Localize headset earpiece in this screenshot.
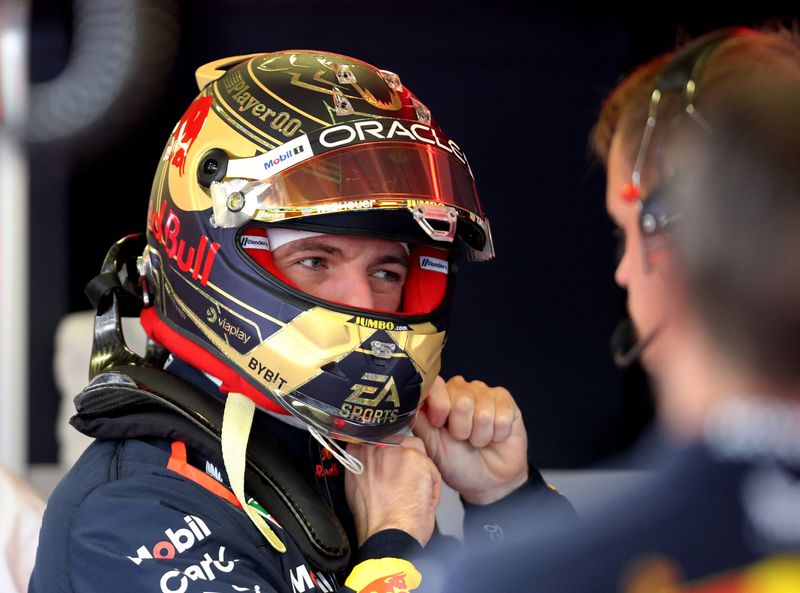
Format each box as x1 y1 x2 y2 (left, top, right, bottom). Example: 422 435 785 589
634 27 753 248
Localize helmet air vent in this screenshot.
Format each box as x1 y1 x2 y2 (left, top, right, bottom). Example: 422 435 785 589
379 70 403 92
335 64 358 85
411 97 431 124
332 87 354 116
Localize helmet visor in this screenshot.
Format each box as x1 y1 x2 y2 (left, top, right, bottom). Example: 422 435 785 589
256 141 480 211
216 140 492 254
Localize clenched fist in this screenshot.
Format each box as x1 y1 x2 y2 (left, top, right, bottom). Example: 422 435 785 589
413 375 529 505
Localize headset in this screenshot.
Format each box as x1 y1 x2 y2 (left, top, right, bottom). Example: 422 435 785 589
612 26 754 368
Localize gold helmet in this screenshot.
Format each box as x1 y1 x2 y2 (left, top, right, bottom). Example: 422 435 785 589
140 50 493 444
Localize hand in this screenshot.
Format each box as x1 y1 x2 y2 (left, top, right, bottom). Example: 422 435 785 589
413 375 529 505
345 436 441 547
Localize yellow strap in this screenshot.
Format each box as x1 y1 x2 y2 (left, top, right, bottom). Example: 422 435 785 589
344 558 422 593
222 392 286 553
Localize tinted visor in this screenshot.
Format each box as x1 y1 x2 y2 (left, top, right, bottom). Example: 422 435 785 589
246 142 489 251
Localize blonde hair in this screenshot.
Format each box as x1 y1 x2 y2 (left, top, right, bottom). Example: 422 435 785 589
590 26 800 170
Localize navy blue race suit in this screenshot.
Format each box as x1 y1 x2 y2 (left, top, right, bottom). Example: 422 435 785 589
423 399 800 593
30 357 572 593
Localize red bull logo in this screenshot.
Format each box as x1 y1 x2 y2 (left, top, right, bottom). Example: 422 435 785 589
149 201 220 286
315 447 341 478
166 96 213 176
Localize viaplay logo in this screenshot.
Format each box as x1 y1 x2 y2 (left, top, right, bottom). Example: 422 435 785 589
127 515 211 565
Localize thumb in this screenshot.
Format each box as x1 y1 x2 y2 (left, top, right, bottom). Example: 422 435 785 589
412 407 441 459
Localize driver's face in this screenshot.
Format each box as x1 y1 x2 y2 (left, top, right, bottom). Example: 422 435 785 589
272 234 410 312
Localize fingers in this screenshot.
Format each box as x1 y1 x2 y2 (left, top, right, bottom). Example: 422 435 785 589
348 437 429 466
412 408 435 444
423 375 451 428
346 442 366 461
431 469 441 509
447 377 478 442
443 376 520 447
469 386 496 448
398 435 429 455
345 436 441 547
491 387 517 443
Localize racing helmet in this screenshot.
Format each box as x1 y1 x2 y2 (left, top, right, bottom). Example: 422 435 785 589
139 50 493 445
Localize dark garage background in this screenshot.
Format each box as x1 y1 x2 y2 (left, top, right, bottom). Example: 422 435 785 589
26 0 797 468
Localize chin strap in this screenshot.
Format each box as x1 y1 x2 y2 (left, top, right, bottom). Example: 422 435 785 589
308 426 364 475
222 392 287 553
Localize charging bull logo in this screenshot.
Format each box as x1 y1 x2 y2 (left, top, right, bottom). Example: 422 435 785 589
346 560 421 593
166 96 213 176
358 572 415 593
254 53 403 112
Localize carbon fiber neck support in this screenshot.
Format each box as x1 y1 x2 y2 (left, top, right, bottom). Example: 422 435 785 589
72 363 351 571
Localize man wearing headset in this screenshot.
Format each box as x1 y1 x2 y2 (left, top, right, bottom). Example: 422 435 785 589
30 51 568 593
423 25 800 592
